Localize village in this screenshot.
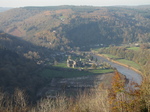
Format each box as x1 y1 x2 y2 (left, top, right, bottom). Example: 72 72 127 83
37 52 114 98
66 53 113 70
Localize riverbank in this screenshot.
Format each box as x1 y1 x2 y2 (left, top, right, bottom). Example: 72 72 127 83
96 53 142 75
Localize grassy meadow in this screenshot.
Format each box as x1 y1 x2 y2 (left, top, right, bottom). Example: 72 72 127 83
127 47 140 51
102 54 141 70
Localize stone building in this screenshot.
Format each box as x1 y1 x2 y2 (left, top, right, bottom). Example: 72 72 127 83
67 59 83 68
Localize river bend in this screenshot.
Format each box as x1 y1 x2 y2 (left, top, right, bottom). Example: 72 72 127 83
92 53 142 85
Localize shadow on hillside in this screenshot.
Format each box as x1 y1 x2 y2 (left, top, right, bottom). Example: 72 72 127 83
0 31 58 103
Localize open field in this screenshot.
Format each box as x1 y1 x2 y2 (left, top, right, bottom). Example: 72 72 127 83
101 54 141 70
40 69 91 78
40 67 114 78
38 72 116 98
117 59 141 70
54 61 68 68
38 65 115 98
127 47 140 51
89 69 114 74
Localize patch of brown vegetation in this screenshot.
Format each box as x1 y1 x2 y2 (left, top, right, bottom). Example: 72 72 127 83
55 9 73 14
10 29 23 37
44 11 52 15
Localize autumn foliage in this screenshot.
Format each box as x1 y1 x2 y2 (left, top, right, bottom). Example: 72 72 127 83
108 70 148 112
111 70 125 93
0 71 150 112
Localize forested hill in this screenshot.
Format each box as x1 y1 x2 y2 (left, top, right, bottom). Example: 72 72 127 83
0 32 54 101
0 5 150 50
0 44 45 102
0 31 58 62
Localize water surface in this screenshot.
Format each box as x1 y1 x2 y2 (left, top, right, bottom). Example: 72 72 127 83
92 53 142 84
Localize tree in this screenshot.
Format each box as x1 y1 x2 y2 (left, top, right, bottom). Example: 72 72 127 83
91 63 97 69
54 60 58 65
95 57 98 62
140 43 149 49
111 70 125 93
89 55 93 61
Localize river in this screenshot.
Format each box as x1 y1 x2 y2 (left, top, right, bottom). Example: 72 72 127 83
91 53 142 85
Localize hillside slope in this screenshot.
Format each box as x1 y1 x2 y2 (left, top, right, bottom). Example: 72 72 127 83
0 6 150 50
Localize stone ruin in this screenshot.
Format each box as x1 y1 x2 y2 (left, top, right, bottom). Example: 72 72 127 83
67 59 83 68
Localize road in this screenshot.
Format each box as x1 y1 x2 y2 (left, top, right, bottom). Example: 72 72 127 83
91 53 142 85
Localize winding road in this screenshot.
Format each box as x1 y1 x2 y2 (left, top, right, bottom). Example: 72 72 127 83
91 53 142 85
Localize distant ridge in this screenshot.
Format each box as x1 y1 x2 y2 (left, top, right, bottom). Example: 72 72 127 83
0 5 150 50
0 7 12 12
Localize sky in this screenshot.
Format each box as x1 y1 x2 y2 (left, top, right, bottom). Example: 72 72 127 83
0 0 150 8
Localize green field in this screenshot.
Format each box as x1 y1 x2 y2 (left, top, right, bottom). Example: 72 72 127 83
40 69 92 78
42 54 114 78
117 59 141 70
40 67 114 78
54 61 68 68
89 69 114 74
102 53 141 70
127 47 140 51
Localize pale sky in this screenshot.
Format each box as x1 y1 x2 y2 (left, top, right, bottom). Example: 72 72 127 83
0 0 150 8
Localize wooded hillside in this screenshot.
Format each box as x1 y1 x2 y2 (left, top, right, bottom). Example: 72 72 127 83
0 6 150 50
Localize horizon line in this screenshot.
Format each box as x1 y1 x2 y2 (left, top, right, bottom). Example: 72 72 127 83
0 4 150 8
